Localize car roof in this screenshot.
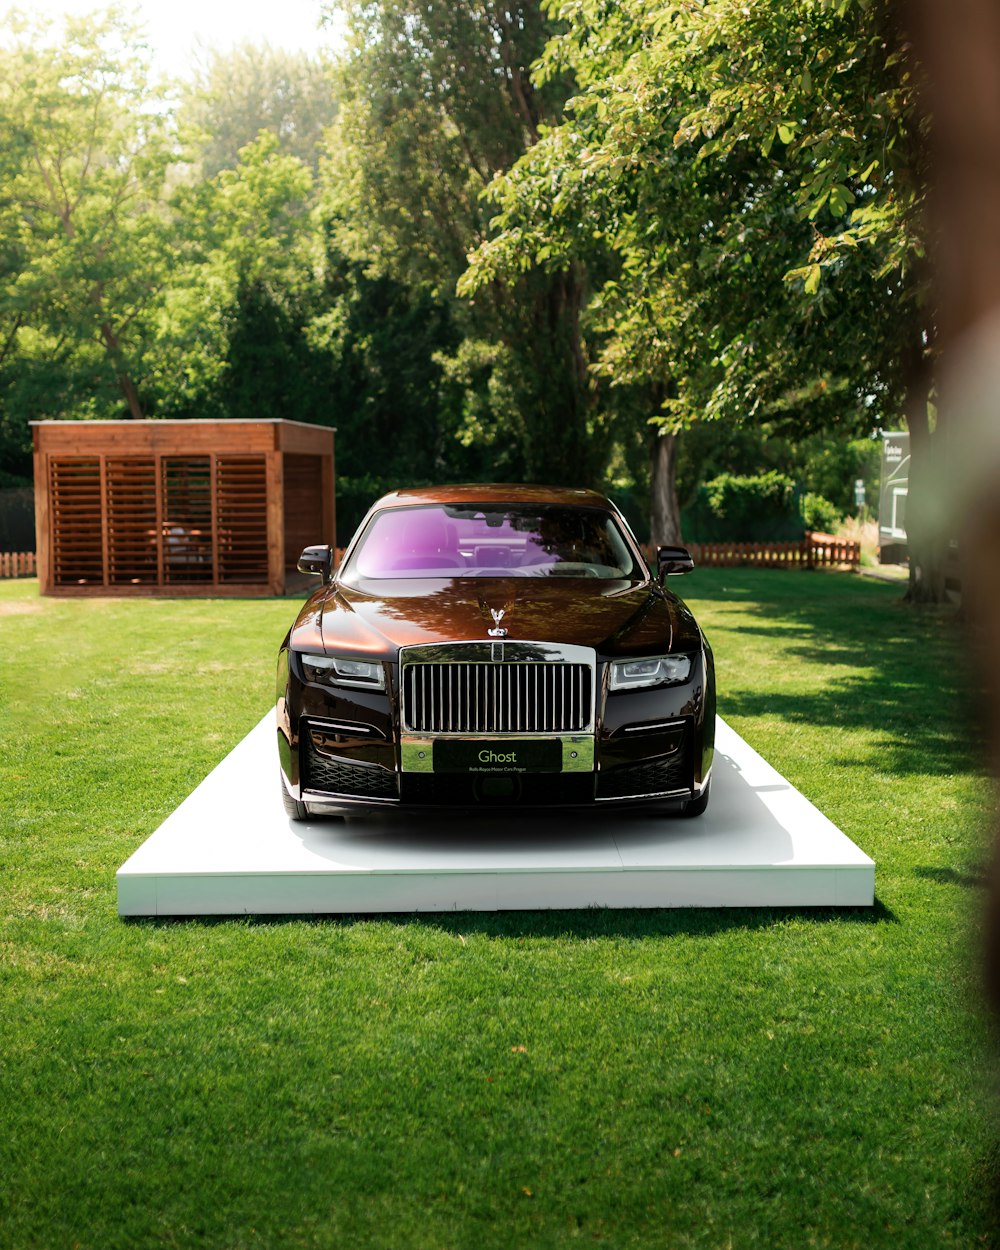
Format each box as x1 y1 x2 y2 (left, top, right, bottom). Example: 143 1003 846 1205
371 484 615 510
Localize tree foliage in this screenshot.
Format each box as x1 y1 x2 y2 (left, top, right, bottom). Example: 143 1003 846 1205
0 10 175 423
179 44 338 177
0 0 940 585
322 0 607 486
461 0 928 557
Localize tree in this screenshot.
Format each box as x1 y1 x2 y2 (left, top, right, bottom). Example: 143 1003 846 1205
310 250 469 538
663 0 934 598
905 0 1000 994
461 0 927 563
0 10 176 422
149 131 322 422
179 43 338 177
322 0 606 486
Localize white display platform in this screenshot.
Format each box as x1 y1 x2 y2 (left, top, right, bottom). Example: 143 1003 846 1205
117 716 874 915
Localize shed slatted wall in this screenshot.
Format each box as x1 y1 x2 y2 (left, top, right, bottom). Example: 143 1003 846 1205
107 458 157 584
50 458 103 585
217 457 268 583
47 452 271 589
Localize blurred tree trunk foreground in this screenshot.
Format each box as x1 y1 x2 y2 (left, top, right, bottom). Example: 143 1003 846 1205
909 0 1000 1000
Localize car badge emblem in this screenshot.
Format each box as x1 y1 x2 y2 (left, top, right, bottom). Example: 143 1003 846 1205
487 607 508 638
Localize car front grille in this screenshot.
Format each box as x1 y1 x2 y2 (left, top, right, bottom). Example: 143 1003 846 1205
402 662 591 735
303 737 398 799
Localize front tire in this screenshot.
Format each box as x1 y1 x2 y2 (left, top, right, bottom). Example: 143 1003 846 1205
280 773 308 821
683 780 710 818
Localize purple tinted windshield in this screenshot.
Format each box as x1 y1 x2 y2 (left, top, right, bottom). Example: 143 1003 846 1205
347 504 644 580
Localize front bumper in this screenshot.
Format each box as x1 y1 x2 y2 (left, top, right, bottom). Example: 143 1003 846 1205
293 719 697 813
277 641 714 815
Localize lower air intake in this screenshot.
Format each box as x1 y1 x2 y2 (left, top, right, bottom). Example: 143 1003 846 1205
304 738 398 799
596 751 689 800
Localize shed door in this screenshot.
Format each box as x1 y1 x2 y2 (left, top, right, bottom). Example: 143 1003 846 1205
162 457 213 583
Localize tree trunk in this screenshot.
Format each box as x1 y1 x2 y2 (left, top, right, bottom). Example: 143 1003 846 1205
99 321 145 420
515 263 595 486
901 344 948 604
908 0 1000 1006
650 431 683 546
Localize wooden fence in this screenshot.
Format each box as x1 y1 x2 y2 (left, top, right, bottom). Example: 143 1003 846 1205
8 538 858 581
0 551 36 579
643 533 860 571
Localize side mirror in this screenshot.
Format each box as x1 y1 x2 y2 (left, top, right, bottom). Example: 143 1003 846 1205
298 544 334 582
656 545 695 579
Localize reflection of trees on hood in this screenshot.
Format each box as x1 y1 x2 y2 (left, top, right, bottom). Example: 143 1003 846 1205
329 577 699 657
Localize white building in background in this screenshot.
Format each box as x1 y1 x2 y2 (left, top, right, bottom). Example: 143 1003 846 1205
878 431 909 565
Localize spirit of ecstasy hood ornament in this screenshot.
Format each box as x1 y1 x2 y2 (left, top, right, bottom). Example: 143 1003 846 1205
487 607 508 638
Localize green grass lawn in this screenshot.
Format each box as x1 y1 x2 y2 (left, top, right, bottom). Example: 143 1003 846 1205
0 570 995 1249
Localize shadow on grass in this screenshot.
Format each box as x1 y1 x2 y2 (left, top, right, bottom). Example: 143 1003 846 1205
725 682 968 777
914 864 988 889
126 896 898 938
683 569 980 779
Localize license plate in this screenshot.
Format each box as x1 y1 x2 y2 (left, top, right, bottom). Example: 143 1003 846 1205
433 739 562 774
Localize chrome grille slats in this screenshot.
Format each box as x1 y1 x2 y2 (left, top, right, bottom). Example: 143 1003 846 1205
496 666 502 733
402 660 591 735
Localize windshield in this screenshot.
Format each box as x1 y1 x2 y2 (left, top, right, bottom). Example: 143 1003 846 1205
345 503 645 581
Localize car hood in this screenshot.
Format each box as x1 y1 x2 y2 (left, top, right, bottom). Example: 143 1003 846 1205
290 576 702 659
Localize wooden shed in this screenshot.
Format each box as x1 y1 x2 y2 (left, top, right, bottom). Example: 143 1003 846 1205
31 419 335 596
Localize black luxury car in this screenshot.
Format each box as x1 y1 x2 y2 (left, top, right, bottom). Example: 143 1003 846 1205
276 484 715 818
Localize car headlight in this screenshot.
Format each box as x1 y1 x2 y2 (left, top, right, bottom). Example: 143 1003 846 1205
299 653 386 690
608 654 693 691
